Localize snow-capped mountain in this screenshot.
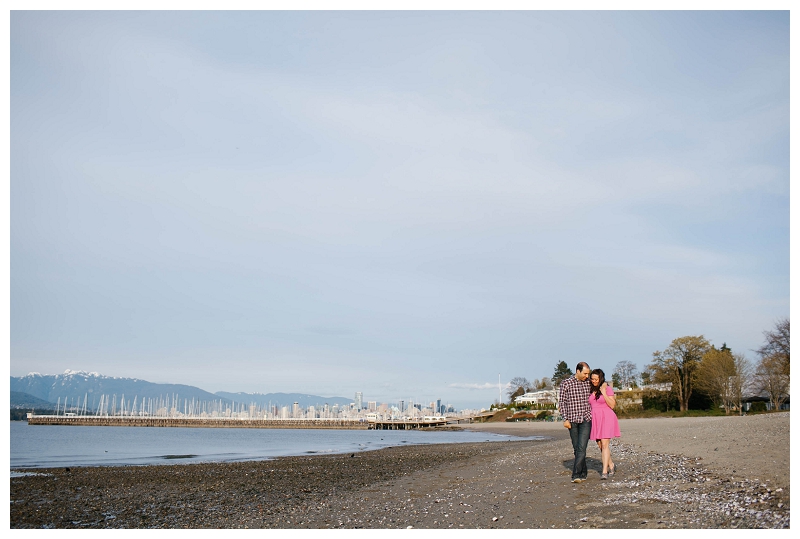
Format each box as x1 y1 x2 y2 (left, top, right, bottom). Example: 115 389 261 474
10 370 224 405
10 370 353 410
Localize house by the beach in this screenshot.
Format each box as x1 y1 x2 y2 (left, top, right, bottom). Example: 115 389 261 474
742 383 790 412
514 389 558 406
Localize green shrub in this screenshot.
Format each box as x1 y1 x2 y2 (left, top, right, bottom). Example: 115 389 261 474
750 401 767 412
641 389 679 411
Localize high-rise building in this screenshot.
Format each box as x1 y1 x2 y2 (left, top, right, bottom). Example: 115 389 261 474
399 400 405 413
436 399 442 414
367 401 377 412
355 392 363 410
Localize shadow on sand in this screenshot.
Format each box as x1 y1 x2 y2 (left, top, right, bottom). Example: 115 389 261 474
561 457 605 477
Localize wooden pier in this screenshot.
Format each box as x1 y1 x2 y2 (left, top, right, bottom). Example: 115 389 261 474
25 414 476 430
26 414 370 429
371 419 447 430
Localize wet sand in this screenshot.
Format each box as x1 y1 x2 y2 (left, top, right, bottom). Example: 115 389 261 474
10 412 789 529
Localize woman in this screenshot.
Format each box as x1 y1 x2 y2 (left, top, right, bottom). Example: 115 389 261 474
589 368 621 479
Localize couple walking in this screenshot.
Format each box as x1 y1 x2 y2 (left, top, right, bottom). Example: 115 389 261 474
558 362 620 483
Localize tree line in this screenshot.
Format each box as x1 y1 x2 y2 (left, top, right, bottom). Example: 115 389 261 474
505 318 789 414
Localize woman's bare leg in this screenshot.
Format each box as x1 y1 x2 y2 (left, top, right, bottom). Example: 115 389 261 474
599 439 610 473
608 440 615 473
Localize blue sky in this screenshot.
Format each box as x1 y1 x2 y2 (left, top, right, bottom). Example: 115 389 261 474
10 10 789 409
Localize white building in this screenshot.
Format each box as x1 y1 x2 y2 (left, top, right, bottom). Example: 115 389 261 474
639 382 673 392
514 389 558 406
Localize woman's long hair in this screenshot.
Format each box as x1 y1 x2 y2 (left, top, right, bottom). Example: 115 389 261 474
590 368 605 400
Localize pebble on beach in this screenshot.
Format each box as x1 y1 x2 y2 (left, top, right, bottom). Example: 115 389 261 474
10 413 790 529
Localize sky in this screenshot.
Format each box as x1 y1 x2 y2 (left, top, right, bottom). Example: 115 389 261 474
9 10 790 410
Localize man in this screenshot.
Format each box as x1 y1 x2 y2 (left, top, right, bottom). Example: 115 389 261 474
558 362 592 483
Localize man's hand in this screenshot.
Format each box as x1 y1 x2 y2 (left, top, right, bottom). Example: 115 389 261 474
563 420 571 429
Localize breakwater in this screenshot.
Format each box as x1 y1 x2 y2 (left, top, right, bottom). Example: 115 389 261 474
26 414 370 429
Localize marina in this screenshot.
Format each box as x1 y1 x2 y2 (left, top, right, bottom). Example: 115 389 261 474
25 413 480 430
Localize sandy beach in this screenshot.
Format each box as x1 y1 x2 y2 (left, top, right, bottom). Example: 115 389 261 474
10 412 789 529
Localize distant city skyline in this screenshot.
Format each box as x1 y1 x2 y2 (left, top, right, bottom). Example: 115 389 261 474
10 11 789 411
11 368 462 412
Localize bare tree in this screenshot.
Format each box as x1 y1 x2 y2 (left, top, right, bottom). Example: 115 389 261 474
756 318 789 376
754 354 789 411
695 347 750 414
537 376 553 390
728 354 752 415
507 377 531 402
650 335 711 411
613 361 639 389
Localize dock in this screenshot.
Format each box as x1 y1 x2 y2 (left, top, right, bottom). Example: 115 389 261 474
25 414 479 430
26 414 369 429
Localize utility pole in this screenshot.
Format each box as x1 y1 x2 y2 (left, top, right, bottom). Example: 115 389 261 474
498 373 501 406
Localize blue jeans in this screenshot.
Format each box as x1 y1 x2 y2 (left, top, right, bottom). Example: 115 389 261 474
569 420 592 479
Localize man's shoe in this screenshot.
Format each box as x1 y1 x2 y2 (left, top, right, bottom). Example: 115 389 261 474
571 478 583 483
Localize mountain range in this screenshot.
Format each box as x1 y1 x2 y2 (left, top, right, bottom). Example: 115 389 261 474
10 391 57 410
10 370 353 410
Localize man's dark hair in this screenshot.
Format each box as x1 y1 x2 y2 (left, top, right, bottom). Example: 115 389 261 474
576 361 590 374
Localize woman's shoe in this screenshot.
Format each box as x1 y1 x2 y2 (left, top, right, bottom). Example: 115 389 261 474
600 473 608 480
609 464 616 475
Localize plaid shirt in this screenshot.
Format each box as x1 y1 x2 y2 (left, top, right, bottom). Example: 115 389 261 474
558 375 592 423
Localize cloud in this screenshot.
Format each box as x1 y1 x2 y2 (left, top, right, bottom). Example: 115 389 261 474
10 12 788 412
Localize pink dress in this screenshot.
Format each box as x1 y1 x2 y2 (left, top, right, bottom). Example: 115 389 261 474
589 386 621 440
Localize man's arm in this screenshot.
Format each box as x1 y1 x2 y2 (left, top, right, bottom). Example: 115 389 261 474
559 379 572 429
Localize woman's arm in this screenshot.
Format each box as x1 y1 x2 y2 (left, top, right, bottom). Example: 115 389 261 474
600 383 616 409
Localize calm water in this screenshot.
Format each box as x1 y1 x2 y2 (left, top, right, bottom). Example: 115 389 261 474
10 421 544 471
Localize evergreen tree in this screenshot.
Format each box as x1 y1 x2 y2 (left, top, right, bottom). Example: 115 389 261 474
552 361 573 387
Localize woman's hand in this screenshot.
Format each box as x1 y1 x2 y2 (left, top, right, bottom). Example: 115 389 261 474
600 382 607 395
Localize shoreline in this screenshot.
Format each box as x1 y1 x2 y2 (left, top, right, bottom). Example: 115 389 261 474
11 413 789 529
9 421 527 470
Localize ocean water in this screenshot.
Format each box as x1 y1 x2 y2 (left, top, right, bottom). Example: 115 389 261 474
10 421 545 471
